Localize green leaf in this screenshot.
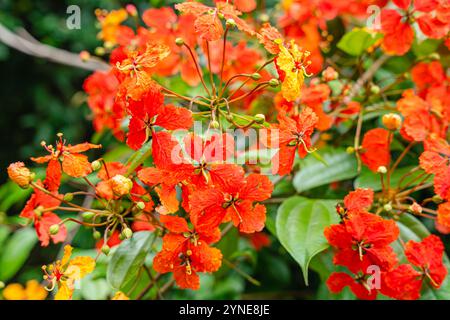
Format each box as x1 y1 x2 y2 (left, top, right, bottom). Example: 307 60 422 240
354 166 433 191
276 196 339 285
0 228 37 281
337 29 382 56
107 231 153 290
293 147 358 193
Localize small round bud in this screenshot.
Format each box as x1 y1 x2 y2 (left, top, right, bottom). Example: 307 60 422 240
91 160 102 171
110 175 133 196
95 47 106 56
254 114 266 124
79 50 91 62
101 245 110 255
433 195 443 204
7 162 33 189
210 120 220 129
175 38 185 46
377 166 387 174
49 224 60 235
383 203 392 211
269 79 280 87
125 4 137 17
0 281 4 289
93 230 101 240
370 85 380 95
382 113 402 131
322 66 339 81
34 206 44 218
226 18 236 27
225 114 234 122
251 73 262 80
136 201 146 210
104 41 114 50
63 193 74 202
119 233 125 241
121 228 133 239
409 202 423 214
82 211 95 221
217 12 224 19
259 13 269 22
346 146 355 154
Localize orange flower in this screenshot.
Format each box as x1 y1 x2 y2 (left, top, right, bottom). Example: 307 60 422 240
3 280 48 300
31 134 101 178
96 8 128 45
257 23 283 54
437 202 450 228
7 162 34 189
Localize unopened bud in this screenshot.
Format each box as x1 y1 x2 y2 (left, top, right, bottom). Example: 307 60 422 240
136 201 146 210
409 202 422 214
63 193 74 202
322 66 338 81
93 230 101 240
254 114 265 124
377 166 387 174
251 73 261 80
383 203 392 211
7 162 33 189
79 50 91 62
370 85 380 95
95 47 106 56
210 120 220 129
101 245 110 255
125 4 137 17
82 211 95 221
382 113 402 131
346 146 355 154
0 281 4 289
121 228 133 239
110 175 133 196
91 160 102 171
429 53 440 60
433 195 443 204
175 38 185 46
49 224 60 235
226 18 236 27
269 79 280 87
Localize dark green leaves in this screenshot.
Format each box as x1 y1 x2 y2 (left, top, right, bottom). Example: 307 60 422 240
276 196 339 285
293 148 358 193
107 231 153 290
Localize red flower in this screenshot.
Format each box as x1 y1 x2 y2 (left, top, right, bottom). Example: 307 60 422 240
153 215 222 290
126 88 193 150
31 134 101 178
324 212 399 273
271 108 318 176
404 234 448 288
189 173 273 233
343 188 374 215
327 271 377 300
360 128 391 172
381 264 422 300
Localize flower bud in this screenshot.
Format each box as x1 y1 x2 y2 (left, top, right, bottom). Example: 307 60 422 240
370 85 380 94
429 53 440 60
136 201 146 210
82 211 95 221
226 18 236 27
79 50 91 62
110 175 133 196
0 281 4 289
210 120 220 129
175 38 185 46
93 230 101 240
91 160 102 171
125 4 137 17
322 66 338 81
63 193 74 202
251 73 261 80
433 195 443 204
254 114 266 124
49 224 60 235
95 47 106 56
409 202 422 214
121 228 133 239
382 113 402 131
383 203 392 211
377 166 387 174
346 146 355 154
269 79 280 87
101 245 110 255
7 162 33 189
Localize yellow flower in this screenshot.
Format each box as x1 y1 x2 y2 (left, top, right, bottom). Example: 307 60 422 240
3 280 48 300
96 8 128 45
112 291 130 300
42 245 95 300
275 39 311 102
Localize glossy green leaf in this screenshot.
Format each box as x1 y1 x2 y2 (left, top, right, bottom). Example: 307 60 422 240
337 29 382 56
107 231 153 290
293 148 358 193
0 227 37 281
276 196 339 285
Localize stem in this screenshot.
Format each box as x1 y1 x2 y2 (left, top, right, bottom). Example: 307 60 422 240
205 40 216 97
182 42 211 96
218 26 229 94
